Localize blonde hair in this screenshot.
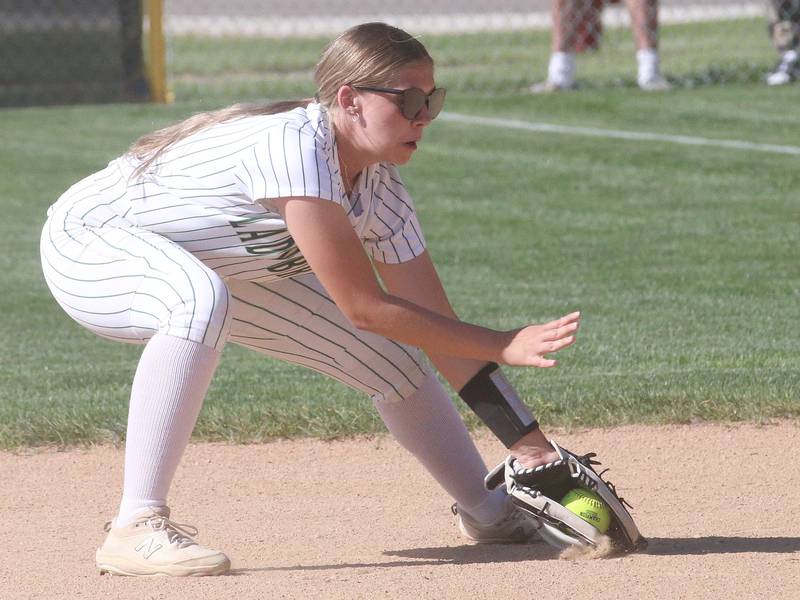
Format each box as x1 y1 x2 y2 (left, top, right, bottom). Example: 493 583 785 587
314 22 431 110
128 23 431 178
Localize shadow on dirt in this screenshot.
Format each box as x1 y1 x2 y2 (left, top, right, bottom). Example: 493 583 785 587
231 544 557 573
386 536 800 561
229 536 800 573
642 536 800 555
384 543 557 563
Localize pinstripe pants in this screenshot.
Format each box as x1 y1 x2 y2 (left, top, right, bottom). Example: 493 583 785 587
41 218 428 404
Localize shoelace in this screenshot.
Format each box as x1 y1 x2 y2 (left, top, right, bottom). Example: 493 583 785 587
104 514 200 548
145 516 199 548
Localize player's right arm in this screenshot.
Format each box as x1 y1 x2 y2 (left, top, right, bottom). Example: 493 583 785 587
272 196 577 368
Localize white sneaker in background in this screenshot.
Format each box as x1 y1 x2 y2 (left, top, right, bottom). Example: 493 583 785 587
529 79 578 93
637 72 672 91
767 49 799 86
637 48 671 91
531 51 577 93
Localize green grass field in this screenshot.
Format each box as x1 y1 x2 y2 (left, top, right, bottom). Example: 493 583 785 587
1 23 798 449
170 18 775 102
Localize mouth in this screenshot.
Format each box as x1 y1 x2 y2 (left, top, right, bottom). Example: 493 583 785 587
404 141 419 150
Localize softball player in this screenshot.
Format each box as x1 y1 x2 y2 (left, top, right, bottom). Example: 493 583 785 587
40 23 580 577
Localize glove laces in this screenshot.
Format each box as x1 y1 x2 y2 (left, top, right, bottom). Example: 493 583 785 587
586 456 634 511
572 451 634 510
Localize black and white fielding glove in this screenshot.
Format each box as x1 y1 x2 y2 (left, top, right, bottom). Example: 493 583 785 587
485 440 647 553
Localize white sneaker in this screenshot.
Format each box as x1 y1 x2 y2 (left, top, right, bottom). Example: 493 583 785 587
637 73 672 91
767 50 799 86
453 497 543 544
529 79 577 94
636 48 670 91
96 507 231 577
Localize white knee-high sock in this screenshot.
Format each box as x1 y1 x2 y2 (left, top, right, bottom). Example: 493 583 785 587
373 373 507 524
116 334 221 526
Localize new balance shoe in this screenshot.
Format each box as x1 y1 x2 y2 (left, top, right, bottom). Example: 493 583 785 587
453 497 543 544
767 49 799 86
96 506 230 577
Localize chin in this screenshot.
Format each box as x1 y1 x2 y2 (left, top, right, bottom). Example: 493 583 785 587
392 148 416 165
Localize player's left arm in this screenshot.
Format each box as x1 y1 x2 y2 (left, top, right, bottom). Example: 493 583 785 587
373 250 487 390
375 251 562 461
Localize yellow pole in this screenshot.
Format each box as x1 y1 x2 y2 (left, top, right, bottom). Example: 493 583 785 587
146 0 172 103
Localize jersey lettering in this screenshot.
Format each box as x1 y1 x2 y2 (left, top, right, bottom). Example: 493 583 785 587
230 215 276 228
267 250 309 274
237 230 286 243
244 235 295 256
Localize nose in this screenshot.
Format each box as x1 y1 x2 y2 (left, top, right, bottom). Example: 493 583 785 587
412 104 433 126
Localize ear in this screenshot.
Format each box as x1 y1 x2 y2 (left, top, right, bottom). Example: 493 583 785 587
336 84 359 114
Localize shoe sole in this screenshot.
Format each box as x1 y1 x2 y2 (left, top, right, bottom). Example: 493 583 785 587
462 535 537 544
97 554 231 577
458 521 544 544
529 83 577 94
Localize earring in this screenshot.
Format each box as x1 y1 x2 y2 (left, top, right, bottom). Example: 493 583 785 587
351 112 359 122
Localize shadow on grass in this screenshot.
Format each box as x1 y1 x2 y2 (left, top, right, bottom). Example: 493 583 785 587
228 536 800 574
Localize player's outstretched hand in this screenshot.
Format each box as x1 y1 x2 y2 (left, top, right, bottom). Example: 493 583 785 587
499 311 580 367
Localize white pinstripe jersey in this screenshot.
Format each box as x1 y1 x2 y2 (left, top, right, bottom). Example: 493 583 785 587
47 102 427 283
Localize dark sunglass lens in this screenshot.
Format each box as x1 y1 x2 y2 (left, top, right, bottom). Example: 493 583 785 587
427 88 446 119
401 88 426 120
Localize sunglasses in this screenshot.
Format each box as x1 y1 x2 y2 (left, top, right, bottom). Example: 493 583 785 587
350 85 447 120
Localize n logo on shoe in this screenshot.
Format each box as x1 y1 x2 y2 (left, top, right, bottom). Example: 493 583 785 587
135 537 163 559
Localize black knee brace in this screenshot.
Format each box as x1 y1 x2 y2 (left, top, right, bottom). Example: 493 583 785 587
458 362 539 448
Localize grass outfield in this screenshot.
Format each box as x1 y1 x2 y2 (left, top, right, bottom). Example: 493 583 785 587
1 31 799 448
170 18 775 102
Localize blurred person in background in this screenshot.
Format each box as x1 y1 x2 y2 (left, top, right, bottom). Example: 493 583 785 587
531 0 670 92
766 0 800 84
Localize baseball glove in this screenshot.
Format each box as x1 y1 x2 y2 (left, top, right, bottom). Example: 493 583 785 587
485 440 647 553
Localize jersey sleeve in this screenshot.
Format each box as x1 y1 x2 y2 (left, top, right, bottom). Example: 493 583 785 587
362 165 427 264
236 111 345 207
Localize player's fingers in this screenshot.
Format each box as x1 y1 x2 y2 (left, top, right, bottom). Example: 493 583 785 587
541 321 579 341
560 322 580 337
545 311 581 330
547 335 576 353
559 311 581 325
530 356 557 368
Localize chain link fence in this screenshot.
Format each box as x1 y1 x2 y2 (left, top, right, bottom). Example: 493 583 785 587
0 0 152 107
165 0 776 102
1 0 779 107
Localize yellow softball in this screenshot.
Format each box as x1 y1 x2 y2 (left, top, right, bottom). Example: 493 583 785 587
561 488 612 533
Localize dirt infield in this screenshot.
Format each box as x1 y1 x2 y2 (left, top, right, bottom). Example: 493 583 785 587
2 422 799 599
